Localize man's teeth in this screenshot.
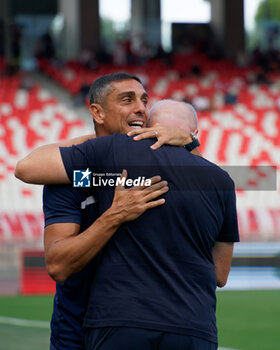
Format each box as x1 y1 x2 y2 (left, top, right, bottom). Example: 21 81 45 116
129 121 143 128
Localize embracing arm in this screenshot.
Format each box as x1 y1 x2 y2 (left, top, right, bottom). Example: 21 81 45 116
45 210 123 283
45 173 168 283
14 134 94 184
127 124 202 156
212 241 234 288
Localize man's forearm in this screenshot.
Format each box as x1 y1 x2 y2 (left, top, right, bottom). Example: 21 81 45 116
212 242 234 287
14 134 94 184
46 207 125 283
15 145 69 184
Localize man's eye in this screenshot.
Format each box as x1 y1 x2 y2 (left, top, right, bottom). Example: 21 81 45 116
142 99 148 105
123 98 132 103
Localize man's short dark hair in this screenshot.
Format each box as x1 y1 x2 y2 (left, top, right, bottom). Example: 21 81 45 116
88 72 143 106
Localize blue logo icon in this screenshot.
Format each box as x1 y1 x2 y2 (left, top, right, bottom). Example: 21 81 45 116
73 169 91 187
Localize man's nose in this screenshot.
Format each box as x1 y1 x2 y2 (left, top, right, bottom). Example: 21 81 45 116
135 99 148 117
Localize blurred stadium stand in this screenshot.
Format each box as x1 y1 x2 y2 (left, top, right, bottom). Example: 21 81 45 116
0 70 89 245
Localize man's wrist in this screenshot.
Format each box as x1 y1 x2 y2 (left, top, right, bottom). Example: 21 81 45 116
184 137 200 152
102 205 125 227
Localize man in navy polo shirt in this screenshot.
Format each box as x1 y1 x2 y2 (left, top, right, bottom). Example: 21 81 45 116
45 72 167 350
16 96 239 349
59 102 238 350
38 73 174 350
16 73 194 350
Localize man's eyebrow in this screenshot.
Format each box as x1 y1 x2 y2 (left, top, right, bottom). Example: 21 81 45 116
117 91 149 99
117 91 136 98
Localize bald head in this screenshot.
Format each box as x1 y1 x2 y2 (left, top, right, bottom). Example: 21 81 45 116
148 99 198 134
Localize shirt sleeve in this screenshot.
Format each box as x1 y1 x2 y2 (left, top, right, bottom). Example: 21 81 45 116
60 141 92 182
59 135 116 183
216 178 240 243
43 185 82 227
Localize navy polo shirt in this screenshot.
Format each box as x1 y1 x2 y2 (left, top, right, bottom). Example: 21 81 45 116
43 185 98 349
60 133 239 344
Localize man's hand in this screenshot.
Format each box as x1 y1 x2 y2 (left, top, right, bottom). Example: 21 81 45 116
127 124 193 150
108 169 168 224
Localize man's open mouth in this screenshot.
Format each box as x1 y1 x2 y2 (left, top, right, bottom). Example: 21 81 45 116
128 121 144 129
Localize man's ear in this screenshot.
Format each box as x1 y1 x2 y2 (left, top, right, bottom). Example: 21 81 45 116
89 104 105 125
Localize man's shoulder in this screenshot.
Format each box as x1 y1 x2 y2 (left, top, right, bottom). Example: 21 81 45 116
193 155 222 170
190 156 235 188
82 132 130 149
91 133 153 150
193 155 226 172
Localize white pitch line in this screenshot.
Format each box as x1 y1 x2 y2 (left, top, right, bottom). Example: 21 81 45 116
0 316 49 329
219 347 242 350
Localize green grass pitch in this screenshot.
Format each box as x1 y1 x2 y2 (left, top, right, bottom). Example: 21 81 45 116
0 290 279 350
0 295 53 350
216 290 280 350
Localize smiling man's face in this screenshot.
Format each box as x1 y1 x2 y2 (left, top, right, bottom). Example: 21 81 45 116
99 79 149 135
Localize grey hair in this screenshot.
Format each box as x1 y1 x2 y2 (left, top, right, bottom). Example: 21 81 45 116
149 99 198 128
